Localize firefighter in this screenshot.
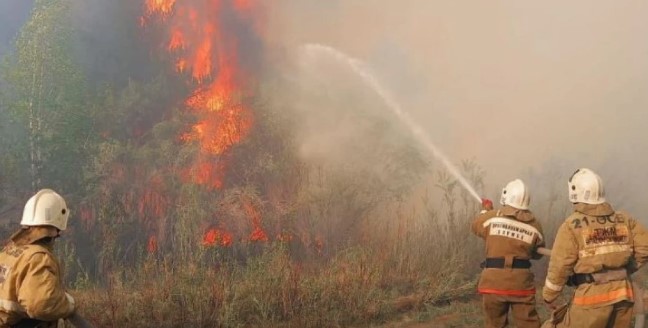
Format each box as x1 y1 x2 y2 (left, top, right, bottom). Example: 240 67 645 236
542 168 648 327
0 189 75 328
472 179 545 328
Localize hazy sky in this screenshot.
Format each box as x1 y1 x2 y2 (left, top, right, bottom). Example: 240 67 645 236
0 0 34 56
268 0 648 212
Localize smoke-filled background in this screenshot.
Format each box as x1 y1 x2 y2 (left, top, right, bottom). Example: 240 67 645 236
0 1 33 56
278 0 648 215
2 0 647 218
2 0 648 326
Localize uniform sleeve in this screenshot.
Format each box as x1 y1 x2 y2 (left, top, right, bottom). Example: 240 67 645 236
471 211 493 239
531 220 546 260
17 252 75 321
628 216 648 272
542 222 579 303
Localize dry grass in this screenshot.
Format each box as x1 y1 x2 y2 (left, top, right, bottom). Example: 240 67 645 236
59 163 489 327
71 244 479 327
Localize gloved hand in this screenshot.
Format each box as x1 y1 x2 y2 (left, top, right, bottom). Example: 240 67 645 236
544 298 560 310
481 198 493 211
542 285 563 310
65 292 76 316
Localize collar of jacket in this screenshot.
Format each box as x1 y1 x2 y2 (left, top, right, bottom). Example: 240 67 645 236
498 205 535 223
573 202 614 216
9 226 58 248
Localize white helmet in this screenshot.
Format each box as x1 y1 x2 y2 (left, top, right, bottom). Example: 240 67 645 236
500 179 530 210
21 189 69 231
568 168 605 204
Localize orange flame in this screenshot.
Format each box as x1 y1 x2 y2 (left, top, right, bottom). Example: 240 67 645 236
243 198 267 242
145 0 258 190
250 227 268 242
202 228 233 247
176 59 187 72
180 160 226 190
145 0 176 16
147 235 158 253
168 29 185 51
145 0 262 246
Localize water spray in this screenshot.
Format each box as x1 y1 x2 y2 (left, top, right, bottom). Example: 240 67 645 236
300 43 482 203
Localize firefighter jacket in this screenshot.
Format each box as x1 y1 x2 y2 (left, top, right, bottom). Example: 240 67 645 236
542 203 648 308
472 205 545 296
0 228 75 327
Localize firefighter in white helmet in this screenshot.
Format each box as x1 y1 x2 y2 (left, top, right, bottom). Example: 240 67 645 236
0 189 75 328
542 168 648 327
472 179 545 327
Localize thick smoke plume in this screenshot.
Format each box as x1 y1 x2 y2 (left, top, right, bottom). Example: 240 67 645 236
266 0 648 218
4 0 648 223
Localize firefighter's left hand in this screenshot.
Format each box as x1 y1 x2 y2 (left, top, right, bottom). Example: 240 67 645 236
481 198 493 211
544 298 559 310
543 294 567 311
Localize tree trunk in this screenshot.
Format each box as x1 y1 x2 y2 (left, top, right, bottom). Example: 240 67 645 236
28 55 38 192
27 27 45 192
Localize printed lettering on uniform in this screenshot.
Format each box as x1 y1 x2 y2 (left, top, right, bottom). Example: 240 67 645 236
579 221 631 258
0 265 9 284
583 225 629 246
4 246 27 258
483 217 542 244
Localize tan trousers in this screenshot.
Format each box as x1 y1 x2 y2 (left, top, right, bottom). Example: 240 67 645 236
482 294 541 328
554 301 633 328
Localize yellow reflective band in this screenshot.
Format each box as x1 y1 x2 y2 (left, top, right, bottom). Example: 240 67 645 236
544 279 563 292
579 244 631 258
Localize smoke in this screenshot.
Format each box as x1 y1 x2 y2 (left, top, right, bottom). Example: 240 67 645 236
67 0 161 84
0 0 34 57
266 0 648 218
4 0 647 224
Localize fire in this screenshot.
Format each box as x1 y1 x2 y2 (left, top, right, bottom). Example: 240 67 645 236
145 0 176 16
168 29 185 51
180 160 226 190
250 227 268 242
176 59 187 72
145 0 266 246
180 105 252 155
145 0 257 189
202 228 233 247
243 198 267 242
147 235 158 253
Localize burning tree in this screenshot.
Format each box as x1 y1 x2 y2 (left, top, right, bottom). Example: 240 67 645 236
67 0 308 276
141 0 280 250
0 0 429 285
